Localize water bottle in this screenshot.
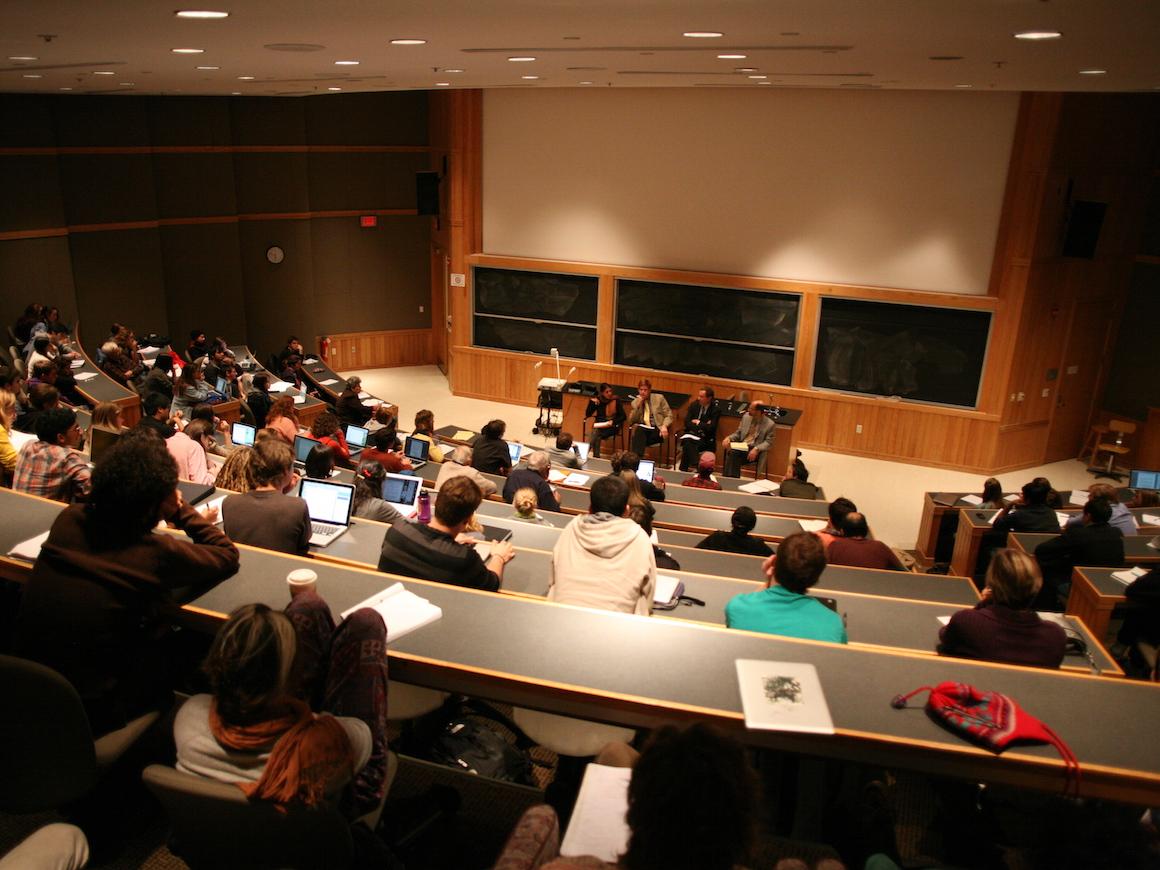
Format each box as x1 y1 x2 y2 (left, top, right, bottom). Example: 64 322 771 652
417 489 431 524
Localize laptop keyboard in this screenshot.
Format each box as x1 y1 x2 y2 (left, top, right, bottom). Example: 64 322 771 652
312 522 339 536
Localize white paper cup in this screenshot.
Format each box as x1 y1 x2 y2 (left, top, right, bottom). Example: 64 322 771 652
287 568 318 598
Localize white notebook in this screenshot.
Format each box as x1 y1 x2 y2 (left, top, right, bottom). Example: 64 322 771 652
559 763 632 862
738 479 779 494
798 519 828 533
735 659 834 735
341 582 442 642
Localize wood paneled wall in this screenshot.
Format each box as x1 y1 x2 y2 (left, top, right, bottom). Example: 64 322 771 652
320 328 433 370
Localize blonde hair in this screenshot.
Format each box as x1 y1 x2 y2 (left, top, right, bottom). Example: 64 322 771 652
204 604 296 726
90 401 122 430
216 446 257 492
513 487 539 518
619 470 648 509
1087 483 1119 504
985 548 1042 609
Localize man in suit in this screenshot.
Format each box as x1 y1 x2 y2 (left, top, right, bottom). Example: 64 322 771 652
721 401 774 477
627 378 673 457
1034 496 1125 609
678 386 719 471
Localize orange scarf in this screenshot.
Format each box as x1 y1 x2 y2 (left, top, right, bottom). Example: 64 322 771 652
210 698 354 808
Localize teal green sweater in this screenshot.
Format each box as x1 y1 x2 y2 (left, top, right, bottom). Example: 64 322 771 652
724 584 847 644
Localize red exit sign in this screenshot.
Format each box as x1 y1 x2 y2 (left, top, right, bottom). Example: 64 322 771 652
359 215 378 228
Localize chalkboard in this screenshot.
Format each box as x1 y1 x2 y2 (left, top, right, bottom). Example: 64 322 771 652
615 332 793 385
473 266 599 359
813 298 991 408
616 280 798 347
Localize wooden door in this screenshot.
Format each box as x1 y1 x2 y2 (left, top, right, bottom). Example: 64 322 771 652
1044 299 1113 462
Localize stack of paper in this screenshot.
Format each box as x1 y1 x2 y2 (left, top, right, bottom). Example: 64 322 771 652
563 472 589 487
361 399 378 407
319 378 339 386
959 494 983 506
75 372 98 381
548 468 568 483
1142 513 1160 527
452 429 476 442
1112 566 1148 585
8 531 50 562
70 359 85 368
798 519 828 533
559 764 632 862
341 582 443 642
267 380 294 392
358 391 371 399
738 478 779 494
292 395 306 405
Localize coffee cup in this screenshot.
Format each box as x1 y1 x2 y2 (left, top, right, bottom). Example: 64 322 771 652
287 568 317 598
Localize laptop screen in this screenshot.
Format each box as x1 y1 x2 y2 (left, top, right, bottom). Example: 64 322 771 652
382 473 422 509
297 478 354 526
404 436 430 462
231 422 256 447
574 442 590 463
88 426 122 465
1130 468 1160 490
637 459 655 484
508 442 523 464
294 434 317 464
345 424 369 449
215 376 229 396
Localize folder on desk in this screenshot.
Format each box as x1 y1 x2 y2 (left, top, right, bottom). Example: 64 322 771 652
341 582 442 642
735 659 834 735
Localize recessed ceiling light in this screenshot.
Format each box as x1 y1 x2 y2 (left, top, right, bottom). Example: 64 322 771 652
176 10 230 19
748 74 767 79
1014 30 1062 40
334 60 359 65
237 75 255 80
443 68 464 73
328 86 341 91
59 87 72 91
718 54 746 59
1079 68 1107 75
8 56 38 61
171 48 205 54
119 82 135 86
954 83 973 88
93 70 116 75
579 80 594 85
683 31 724 38
22 74 42 79
435 81 451 86
390 38 427 46
508 56 536 62
758 81 772 85
735 67 757 73
196 65 219 70
521 75 540 80
230 90 241 95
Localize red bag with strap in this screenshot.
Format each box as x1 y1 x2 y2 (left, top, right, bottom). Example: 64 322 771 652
891 682 1079 795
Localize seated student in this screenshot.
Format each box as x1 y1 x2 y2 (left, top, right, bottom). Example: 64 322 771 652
245 373 273 429
410 408 444 463
14 303 46 345
13 407 91 502
978 477 1004 509
826 512 904 571
351 460 403 524
1114 566 1160 668
187 403 234 458
1034 496 1125 609
938 548 1066 669
511 487 554 526
377 476 514 590
187 329 210 363
14 429 238 735
0 392 19 482
471 418 512 476
171 362 214 417
14 383 58 434
222 439 310 556
364 403 397 436
99 339 144 388
612 450 665 501
360 428 413 474
694 506 773 558
816 496 857 550
29 360 86 410
265 396 301 445
435 444 497 496
550 475 655 615
1065 483 1138 537
279 354 305 390
174 599 391 824
681 451 721 490
174 419 219 486
778 452 820 499
629 500 680 571
721 401 774 478
992 478 1061 536
141 351 175 402
309 411 352 468
303 443 336 480
335 376 375 426
275 335 304 368
2 368 30 420
725 532 847 643
215 445 257 493
502 450 560 512
545 431 583 469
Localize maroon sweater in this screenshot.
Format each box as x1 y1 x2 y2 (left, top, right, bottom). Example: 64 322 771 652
826 536 903 571
938 602 1066 669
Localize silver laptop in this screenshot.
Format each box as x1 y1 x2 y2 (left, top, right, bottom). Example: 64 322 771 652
298 478 355 547
403 435 430 470
345 424 369 454
231 422 256 447
637 458 656 484
508 441 524 465
573 442 590 465
293 434 317 469
381 472 423 519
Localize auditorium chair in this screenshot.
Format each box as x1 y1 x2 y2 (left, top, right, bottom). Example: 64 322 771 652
1091 419 1136 480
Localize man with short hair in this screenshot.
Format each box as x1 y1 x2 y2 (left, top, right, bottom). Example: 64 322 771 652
502 450 560 511
1035 496 1126 609
627 378 673 456
992 478 1061 536
378 476 514 590
14 383 60 434
695 506 773 557
778 454 820 500
545 431 583 469
13 407 91 502
722 401 775 478
682 451 722 490
826 512 905 571
335 375 376 426
725 532 847 643
549 475 655 615
816 496 857 549
1064 483 1138 537
245 372 273 429
679 386 720 471
221 439 310 556
614 450 665 501
435 444 497 497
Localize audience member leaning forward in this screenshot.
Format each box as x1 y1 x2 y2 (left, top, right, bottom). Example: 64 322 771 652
377 475 514 591
13 429 239 736
549 475 656 615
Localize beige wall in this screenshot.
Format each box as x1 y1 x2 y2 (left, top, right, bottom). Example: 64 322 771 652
482 88 1018 295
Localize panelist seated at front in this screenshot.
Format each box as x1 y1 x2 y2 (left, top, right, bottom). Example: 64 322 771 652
626 378 672 457
721 400 774 478
584 382 626 458
678 386 720 471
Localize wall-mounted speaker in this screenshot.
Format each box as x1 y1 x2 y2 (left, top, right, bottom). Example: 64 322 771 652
416 171 440 216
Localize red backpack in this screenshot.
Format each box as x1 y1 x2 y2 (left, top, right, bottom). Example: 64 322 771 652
892 682 1079 795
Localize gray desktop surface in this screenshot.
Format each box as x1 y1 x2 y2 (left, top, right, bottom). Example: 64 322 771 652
0 489 64 556
1011 532 1160 562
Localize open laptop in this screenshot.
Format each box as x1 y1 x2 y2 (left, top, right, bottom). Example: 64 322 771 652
573 442 590 465
297 478 355 547
508 441 524 465
345 424 369 455
381 472 423 518
1129 468 1160 491
637 458 656 484
214 376 229 397
293 434 317 469
231 422 256 447
403 435 430 470
88 426 122 465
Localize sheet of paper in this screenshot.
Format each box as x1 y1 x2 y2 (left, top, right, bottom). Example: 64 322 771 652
1055 511 1071 527
303 357 319 365
9 429 36 452
358 391 370 399
1143 513 1160 526
987 512 999 525
361 399 378 407
1003 493 1019 503
735 659 834 735
563 472 590 487
267 380 294 392
8 530 50 562
70 359 85 368
729 441 749 451
292 395 306 405
1036 611 1073 630
319 378 339 386
654 573 681 604
140 357 156 368
196 495 227 524
959 494 983 506
452 429 476 442
341 582 443 642
1113 566 1148 585
548 468 568 483
74 372 98 381
738 479 779 494
798 519 828 533
679 432 700 440
559 763 632 863
594 421 612 429
936 615 951 626
473 542 493 562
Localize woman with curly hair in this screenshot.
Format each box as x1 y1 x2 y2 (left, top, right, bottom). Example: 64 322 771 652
265 395 301 445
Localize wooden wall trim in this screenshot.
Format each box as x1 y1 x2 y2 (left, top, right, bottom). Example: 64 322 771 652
0 145 432 156
317 328 433 371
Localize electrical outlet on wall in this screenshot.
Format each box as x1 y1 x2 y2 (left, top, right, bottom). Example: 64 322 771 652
855 424 863 434
419 305 424 313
